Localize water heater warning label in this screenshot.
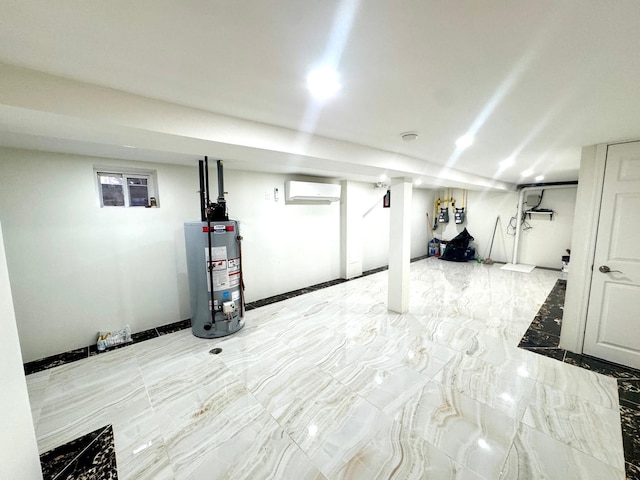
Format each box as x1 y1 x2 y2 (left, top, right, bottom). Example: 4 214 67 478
205 247 240 292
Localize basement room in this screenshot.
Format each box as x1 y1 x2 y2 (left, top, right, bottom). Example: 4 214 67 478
1 2 640 479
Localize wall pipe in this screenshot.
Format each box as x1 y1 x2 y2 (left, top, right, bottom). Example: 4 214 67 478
512 183 578 265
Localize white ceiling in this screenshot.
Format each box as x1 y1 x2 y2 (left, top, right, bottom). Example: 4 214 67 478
1 1 639 190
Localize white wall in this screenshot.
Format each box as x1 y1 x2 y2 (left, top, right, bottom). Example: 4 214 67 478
0 222 43 480
222 170 342 300
362 186 390 271
0 148 200 361
1 148 434 362
359 184 433 271
433 187 576 269
411 188 435 260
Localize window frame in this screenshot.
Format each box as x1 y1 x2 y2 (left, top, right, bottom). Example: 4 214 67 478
95 167 159 208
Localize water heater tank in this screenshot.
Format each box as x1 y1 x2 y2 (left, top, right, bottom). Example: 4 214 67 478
184 220 244 338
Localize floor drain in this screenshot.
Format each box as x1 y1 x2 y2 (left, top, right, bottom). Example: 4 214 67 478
209 347 222 355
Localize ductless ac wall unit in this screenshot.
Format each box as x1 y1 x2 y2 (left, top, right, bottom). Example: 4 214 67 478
285 181 341 203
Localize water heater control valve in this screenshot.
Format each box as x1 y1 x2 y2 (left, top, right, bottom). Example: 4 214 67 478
222 301 236 313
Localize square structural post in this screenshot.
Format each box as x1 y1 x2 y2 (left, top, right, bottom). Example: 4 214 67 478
340 180 364 279
388 177 413 313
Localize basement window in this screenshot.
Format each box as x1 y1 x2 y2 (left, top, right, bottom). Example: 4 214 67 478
96 169 159 208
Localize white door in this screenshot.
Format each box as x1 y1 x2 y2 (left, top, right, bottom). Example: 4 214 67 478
583 142 640 369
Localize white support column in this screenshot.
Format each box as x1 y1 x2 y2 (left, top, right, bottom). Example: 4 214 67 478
340 180 363 279
0 222 43 480
388 177 413 313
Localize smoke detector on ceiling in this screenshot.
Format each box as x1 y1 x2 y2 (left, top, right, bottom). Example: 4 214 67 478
401 131 418 142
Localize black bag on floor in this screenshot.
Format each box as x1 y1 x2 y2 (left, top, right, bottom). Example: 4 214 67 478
440 228 474 262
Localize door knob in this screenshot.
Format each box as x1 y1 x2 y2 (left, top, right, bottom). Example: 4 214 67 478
599 265 623 274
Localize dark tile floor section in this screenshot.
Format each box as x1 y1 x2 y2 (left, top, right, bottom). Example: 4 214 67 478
518 279 565 350
518 278 640 478
39 424 117 480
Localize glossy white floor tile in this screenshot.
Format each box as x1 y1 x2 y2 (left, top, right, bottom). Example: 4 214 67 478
26 259 625 479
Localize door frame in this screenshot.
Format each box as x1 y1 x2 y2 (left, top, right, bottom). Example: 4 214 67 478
560 140 639 353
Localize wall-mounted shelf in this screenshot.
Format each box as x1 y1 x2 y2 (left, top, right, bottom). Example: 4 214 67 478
525 209 554 220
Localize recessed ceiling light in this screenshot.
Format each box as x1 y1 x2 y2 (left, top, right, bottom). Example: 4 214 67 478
455 134 474 150
379 174 388 181
414 179 422 186
535 175 545 182
306 68 342 100
521 169 533 177
500 157 515 168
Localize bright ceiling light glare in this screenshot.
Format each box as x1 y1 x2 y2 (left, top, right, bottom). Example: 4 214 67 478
306 68 342 100
500 157 515 168
455 134 474 151
521 169 533 177
379 174 388 182
535 175 545 182
414 179 422 186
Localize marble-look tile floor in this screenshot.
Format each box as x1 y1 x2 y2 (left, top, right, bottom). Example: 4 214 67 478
26 258 625 479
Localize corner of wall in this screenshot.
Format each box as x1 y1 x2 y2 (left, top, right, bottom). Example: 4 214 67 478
560 144 606 353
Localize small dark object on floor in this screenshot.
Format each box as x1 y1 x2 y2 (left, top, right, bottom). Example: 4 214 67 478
209 347 222 355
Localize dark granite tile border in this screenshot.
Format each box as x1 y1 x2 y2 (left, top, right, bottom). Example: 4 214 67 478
131 328 160 343
24 348 90 375
361 266 388 276
25 319 190 374
563 352 640 380
88 341 133 357
517 279 566 349
621 399 640 473
627 460 640 480
40 425 116 480
518 329 561 349
156 318 192 335
619 380 640 407
518 277 640 474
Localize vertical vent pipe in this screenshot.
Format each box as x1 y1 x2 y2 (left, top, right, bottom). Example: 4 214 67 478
204 156 216 326
198 160 206 222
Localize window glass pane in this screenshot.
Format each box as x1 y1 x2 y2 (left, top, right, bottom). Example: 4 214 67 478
101 184 125 206
98 173 124 206
128 184 149 206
